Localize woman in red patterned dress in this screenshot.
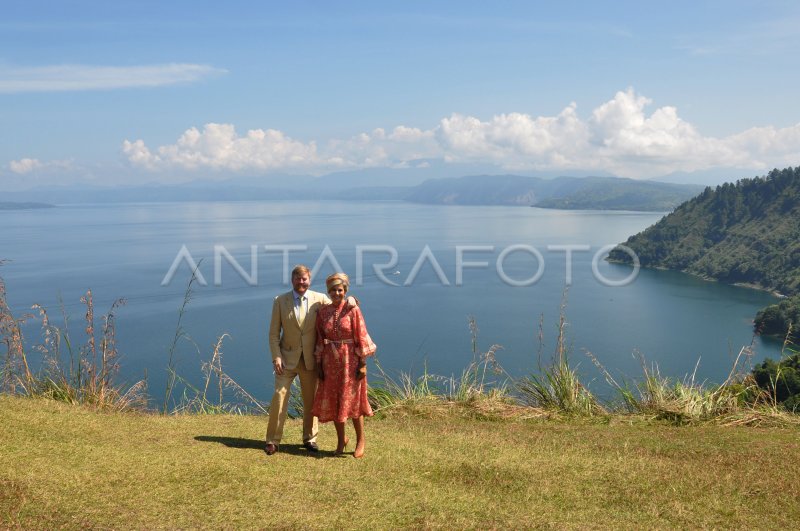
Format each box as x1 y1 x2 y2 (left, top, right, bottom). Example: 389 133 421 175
312 272 376 458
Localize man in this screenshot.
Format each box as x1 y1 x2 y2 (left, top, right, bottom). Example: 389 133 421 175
265 264 352 455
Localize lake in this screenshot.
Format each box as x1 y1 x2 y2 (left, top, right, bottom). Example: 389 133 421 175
1 200 783 404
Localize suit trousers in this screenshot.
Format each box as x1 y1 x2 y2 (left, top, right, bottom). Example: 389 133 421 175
265 356 319 445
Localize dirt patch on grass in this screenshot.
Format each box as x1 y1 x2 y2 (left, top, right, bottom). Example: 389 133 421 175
0 478 27 526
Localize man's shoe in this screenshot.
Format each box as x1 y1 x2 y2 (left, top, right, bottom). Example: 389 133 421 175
303 441 319 452
265 443 278 456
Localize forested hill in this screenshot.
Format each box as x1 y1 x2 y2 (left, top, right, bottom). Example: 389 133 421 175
404 175 702 210
608 167 800 336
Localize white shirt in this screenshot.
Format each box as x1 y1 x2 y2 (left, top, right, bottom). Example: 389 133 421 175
293 290 307 316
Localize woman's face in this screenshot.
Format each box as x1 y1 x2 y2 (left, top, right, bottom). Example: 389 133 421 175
328 284 347 305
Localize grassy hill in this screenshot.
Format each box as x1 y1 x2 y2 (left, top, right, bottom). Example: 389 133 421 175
2 395 799 529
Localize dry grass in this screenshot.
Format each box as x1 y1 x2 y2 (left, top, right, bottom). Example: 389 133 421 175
5 266 799 423
2 395 800 529
364 305 800 429
1 270 147 411
1 267 261 415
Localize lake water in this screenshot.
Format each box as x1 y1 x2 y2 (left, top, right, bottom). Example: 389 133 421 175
1 201 783 404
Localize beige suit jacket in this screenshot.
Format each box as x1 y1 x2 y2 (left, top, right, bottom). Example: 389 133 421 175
269 289 330 371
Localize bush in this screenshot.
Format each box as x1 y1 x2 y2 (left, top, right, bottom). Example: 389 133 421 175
754 295 800 339
751 350 800 411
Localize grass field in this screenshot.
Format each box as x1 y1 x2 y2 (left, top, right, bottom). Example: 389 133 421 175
2 395 799 529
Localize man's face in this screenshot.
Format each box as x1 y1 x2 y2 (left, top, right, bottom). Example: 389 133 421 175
292 272 310 295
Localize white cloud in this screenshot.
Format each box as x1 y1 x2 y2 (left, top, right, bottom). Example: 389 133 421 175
123 123 325 172
3 158 79 191
8 158 74 175
9 158 43 174
726 123 800 168
437 103 590 168
0 63 226 93
324 126 440 169
122 88 800 178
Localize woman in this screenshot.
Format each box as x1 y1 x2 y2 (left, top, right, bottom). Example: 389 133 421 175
312 272 376 458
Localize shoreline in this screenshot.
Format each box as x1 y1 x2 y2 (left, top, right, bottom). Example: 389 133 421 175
606 257 788 299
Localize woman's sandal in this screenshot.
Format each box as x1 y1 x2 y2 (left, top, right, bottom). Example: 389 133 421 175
354 442 365 459
334 437 349 456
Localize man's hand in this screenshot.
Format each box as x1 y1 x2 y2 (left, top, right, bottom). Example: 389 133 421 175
317 364 325 381
355 360 367 380
346 295 359 309
273 358 284 376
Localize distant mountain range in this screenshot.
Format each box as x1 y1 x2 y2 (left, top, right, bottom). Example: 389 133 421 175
3 174 703 212
0 202 55 210
649 167 768 187
406 175 703 210
609 166 800 338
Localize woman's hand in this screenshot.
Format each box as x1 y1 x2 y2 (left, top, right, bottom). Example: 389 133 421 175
355 360 367 380
317 364 325 381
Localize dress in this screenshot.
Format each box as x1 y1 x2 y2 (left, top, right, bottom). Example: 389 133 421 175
311 302 377 423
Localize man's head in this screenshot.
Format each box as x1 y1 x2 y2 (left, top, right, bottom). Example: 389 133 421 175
291 264 311 296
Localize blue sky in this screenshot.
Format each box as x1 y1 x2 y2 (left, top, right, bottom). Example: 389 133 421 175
2 0 800 189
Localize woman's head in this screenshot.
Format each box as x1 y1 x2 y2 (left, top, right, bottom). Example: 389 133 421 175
326 273 349 304
326 272 349 293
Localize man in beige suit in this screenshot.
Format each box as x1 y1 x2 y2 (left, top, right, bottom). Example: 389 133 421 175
265 264 323 454
266 264 350 455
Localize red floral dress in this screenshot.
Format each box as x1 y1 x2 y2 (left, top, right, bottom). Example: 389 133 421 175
312 302 376 423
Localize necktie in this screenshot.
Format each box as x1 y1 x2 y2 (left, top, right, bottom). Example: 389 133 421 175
297 296 306 325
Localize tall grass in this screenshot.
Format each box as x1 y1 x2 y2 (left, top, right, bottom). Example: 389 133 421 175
2 260 798 424
368 359 441 411
158 262 266 415
516 297 603 416
370 298 797 425
169 333 267 415
368 315 514 416
587 347 754 422
454 316 508 401
162 261 203 412
1 261 32 395
1 262 146 410
0 262 260 414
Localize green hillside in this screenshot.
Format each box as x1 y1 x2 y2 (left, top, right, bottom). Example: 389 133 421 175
609 166 800 337
534 177 703 211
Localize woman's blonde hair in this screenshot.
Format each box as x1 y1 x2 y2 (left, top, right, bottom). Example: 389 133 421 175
325 272 350 292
